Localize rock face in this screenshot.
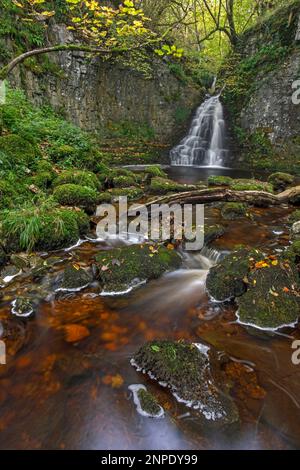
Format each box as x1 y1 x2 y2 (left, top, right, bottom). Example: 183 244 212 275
132 340 239 428
7 24 200 145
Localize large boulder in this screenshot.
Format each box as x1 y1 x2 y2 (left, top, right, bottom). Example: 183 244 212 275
268 172 295 192
206 248 265 301
221 203 247 221
95 244 181 293
132 340 239 428
60 264 92 291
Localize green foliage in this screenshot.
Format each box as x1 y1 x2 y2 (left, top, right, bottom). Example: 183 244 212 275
0 134 39 168
208 175 233 187
112 175 136 188
0 200 89 252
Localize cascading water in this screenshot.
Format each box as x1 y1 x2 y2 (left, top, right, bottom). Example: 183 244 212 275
170 94 228 167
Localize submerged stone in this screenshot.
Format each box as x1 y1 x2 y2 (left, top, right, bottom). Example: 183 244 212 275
128 384 164 418
206 248 265 301
221 203 247 221
95 244 181 293
11 298 35 318
132 340 239 428
204 224 225 245
237 262 299 330
60 264 92 291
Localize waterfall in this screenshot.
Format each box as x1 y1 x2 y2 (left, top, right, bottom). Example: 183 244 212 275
170 95 228 167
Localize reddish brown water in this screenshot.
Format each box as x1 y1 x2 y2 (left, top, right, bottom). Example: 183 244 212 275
0 197 299 450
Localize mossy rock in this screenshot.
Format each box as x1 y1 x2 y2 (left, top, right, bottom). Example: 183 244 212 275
204 224 225 245
112 175 136 188
208 175 233 187
53 170 100 190
0 134 39 168
109 187 143 201
149 177 197 195
229 179 273 193
206 248 265 301
95 244 181 293
34 160 55 174
132 340 239 428
221 203 247 221
237 262 299 330
60 264 92 291
11 297 35 318
53 184 98 213
0 180 17 209
136 388 163 417
97 192 112 203
145 166 168 178
268 172 295 192
288 210 300 225
1 207 89 253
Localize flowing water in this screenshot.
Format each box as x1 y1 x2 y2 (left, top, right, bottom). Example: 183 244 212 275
0 187 299 449
170 95 228 167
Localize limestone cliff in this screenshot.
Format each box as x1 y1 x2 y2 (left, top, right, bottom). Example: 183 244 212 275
5 24 200 145
224 0 300 174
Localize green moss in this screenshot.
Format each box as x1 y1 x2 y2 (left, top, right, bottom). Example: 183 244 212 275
133 340 239 427
268 172 295 191
109 187 143 201
288 210 300 225
53 170 100 190
61 265 92 291
221 203 247 221
149 177 196 195
229 179 273 193
112 175 136 188
30 171 54 190
237 262 299 330
285 240 300 267
145 165 168 178
0 134 39 168
0 205 89 253
95 244 181 292
97 192 112 203
53 184 98 213
206 248 265 301
137 389 162 417
208 175 233 187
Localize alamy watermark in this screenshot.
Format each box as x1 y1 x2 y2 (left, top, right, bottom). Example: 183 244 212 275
96 197 205 251
291 340 300 366
0 80 6 105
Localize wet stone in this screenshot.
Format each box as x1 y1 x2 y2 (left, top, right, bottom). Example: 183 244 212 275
11 298 35 318
60 264 92 291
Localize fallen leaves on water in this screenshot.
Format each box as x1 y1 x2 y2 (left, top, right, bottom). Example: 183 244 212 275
102 374 124 389
64 324 90 343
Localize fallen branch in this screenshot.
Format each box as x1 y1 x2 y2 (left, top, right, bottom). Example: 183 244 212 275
142 185 300 208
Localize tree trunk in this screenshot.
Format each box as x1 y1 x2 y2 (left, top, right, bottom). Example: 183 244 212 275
143 186 300 208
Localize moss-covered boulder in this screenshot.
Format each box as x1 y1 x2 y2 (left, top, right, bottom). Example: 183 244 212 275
53 184 98 213
0 206 89 253
221 203 247 221
145 165 168 178
109 187 143 201
288 210 300 225
60 264 92 291
206 248 265 301
97 192 112 203
95 244 181 293
149 177 197 195
208 175 233 187
204 224 225 245
0 134 39 168
53 170 100 190
285 241 300 269
112 175 136 188
268 172 295 192
229 179 273 193
237 262 299 330
132 340 239 428
0 180 19 209
30 171 54 190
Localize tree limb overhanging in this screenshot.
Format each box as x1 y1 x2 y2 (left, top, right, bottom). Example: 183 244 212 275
142 186 300 208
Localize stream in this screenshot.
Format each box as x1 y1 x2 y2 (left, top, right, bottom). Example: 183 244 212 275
0 165 299 450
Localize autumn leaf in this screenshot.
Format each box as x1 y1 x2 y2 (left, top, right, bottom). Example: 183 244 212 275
102 374 124 388
101 265 109 272
64 324 90 343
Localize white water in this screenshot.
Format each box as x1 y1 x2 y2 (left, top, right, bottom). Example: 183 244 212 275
170 95 228 167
